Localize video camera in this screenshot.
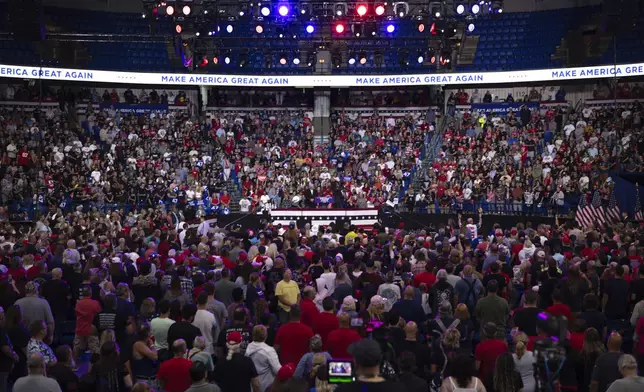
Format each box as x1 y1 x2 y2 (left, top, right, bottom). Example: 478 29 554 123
533 312 568 392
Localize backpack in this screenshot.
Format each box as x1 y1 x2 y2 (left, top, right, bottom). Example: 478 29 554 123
430 319 460 392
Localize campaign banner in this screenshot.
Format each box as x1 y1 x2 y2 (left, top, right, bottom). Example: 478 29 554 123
99 103 169 114
315 196 334 205
471 101 540 114
2 62 644 87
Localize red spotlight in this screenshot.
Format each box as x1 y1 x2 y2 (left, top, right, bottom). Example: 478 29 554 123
213 56 219 65
375 4 385 16
430 22 437 35
200 57 208 67
356 4 368 16
335 23 345 33
175 24 182 34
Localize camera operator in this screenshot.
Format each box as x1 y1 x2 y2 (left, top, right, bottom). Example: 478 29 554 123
335 339 406 392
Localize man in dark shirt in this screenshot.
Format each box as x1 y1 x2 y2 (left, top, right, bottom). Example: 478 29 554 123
48 345 78 392
603 265 630 320
397 351 429 392
512 291 542 336
590 332 623 392
482 263 507 296
630 267 644 305
167 304 202 350
216 307 252 359
394 321 431 380
393 286 426 327
539 266 560 309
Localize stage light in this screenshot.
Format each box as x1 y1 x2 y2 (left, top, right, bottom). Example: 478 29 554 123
166 5 175 15
417 23 425 33
306 24 315 34
175 24 182 34
395 4 407 18
224 56 231 64
492 0 503 13
435 11 441 18
261 6 271 16
375 4 385 16
212 56 219 65
386 24 395 33
365 22 377 36
348 58 355 65
226 25 233 33
357 4 367 16
471 3 480 14
335 23 345 34
196 31 200 36
141 13 146 19
335 4 344 16
428 49 436 64
359 52 367 64
182 5 191 15
200 57 208 67
467 23 475 32
417 53 424 63
456 4 465 15
255 24 264 34
278 5 289 16
293 57 300 65
239 10 245 16
279 56 287 65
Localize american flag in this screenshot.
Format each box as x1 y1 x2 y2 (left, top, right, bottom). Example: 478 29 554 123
576 193 593 228
636 186 643 221
590 189 606 228
605 188 621 224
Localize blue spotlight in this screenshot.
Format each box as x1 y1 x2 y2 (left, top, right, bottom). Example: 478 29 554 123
386 24 395 33
306 24 315 34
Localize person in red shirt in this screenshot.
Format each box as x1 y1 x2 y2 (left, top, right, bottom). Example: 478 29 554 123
74 285 101 358
545 290 572 320
327 313 361 358
569 319 587 352
157 338 193 392
312 297 339 348
413 263 436 289
299 287 319 329
474 322 508 382
274 304 314 364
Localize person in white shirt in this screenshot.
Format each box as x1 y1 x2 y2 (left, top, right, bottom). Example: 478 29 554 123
239 198 251 212
197 217 210 237
150 300 176 358
192 292 218 354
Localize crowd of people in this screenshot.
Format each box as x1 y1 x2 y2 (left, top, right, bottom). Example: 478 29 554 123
0 82 643 392
403 101 644 215
0 197 641 392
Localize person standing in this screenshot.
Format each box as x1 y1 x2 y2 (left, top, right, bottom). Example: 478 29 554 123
275 270 300 324
312 297 338 348
167 305 202 351
48 346 78 392
15 282 54 344
193 293 218 356
150 300 175 362
245 325 281 392
214 269 239 308
203 283 228 334
335 339 407 392
590 333 624 392
326 313 361 359
73 285 101 359
0 307 18 392
13 353 61 392
213 332 261 392
475 281 510 339
186 363 221 392
274 305 314 365
606 354 644 392
157 339 193 392
474 322 508 384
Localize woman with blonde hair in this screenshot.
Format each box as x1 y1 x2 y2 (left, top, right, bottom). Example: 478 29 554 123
512 332 536 392
431 327 464 382
247 245 259 262
246 325 281 392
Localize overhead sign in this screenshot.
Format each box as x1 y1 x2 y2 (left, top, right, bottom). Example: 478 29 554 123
471 101 540 114
1 62 643 87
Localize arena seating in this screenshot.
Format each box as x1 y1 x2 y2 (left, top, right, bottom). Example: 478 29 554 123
3 6 640 74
